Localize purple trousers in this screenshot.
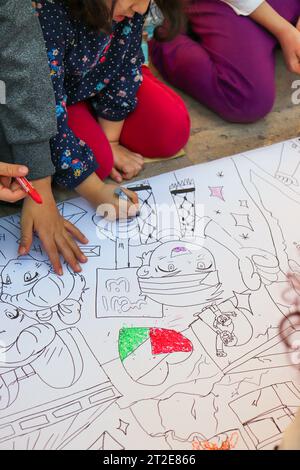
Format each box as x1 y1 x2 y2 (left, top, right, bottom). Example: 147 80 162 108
149 0 300 123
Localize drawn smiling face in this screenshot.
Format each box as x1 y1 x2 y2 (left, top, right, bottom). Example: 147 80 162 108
138 241 216 279
0 259 50 296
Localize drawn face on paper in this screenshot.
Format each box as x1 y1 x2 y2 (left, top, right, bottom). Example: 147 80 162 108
138 242 222 307
0 259 50 296
216 314 233 328
220 331 238 347
138 242 216 279
0 303 31 347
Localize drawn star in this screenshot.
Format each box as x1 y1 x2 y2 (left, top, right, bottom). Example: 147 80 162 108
117 419 129 435
232 291 252 314
239 200 249 208
240 233 249 240
209 186 225 201
231 213 254 231
217 171 224 178
215 210 222 215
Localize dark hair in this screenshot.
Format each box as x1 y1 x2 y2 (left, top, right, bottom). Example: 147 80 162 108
64 0 184 40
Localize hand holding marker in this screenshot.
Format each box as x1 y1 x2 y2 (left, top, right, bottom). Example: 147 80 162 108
114 187 140 217
16 177 43 204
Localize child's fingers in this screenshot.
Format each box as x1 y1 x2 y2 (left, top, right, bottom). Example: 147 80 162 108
122 160 144 180
40 236 63 276
291 60 300 74
121 188 139 205
56 235 82 273
118 188 140 219
122 172 136 180
110 167 123 183
66 234 88 265
128 154 144 168
19 218 34 255
64 219 89 245
287 52 300 74
132 153 144 165
296 17 300 31
63 230 88 265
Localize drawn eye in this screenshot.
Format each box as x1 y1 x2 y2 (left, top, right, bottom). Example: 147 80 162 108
197 261 213 270
168 264 176 272
197 262 206 269
5 308 20 320
24 271 39 283
5 275 12 285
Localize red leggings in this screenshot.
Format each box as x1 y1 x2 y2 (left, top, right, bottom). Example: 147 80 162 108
67 66 191 180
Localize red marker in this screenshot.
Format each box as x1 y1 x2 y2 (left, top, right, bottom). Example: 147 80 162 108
16 177 43 204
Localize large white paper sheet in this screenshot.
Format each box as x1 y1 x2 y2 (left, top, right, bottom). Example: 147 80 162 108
0 138 300 450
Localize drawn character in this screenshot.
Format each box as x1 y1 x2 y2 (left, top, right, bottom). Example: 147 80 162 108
196 303 253 358
0 257 86 324
0 302 56 366
0 301 85 410
0 302 56 409
137 241 222 308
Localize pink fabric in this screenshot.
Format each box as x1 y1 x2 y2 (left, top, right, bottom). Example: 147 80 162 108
67 66 191 180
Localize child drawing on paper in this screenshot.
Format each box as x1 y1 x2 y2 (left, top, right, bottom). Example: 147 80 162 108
0 256 86 324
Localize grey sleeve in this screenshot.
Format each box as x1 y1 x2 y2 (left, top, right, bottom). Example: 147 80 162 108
0 0 57 180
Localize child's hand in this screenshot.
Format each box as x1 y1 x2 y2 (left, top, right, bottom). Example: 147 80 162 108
76 173 140 220
19 177 89 275
110 142 144 183
250 3 300 74
278 22 300 74
96 183 140 221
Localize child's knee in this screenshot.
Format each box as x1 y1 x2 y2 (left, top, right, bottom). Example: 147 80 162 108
156 101 191 157
219 84 276 123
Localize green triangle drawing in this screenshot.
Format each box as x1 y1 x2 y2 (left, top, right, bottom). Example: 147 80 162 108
119 327 150 362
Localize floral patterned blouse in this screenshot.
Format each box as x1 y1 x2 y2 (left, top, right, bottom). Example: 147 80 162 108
34 0 145 188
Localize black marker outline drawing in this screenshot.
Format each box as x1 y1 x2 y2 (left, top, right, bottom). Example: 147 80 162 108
229 382 300 449
275 141 300 188
0 138 299 450
0 256 86 325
